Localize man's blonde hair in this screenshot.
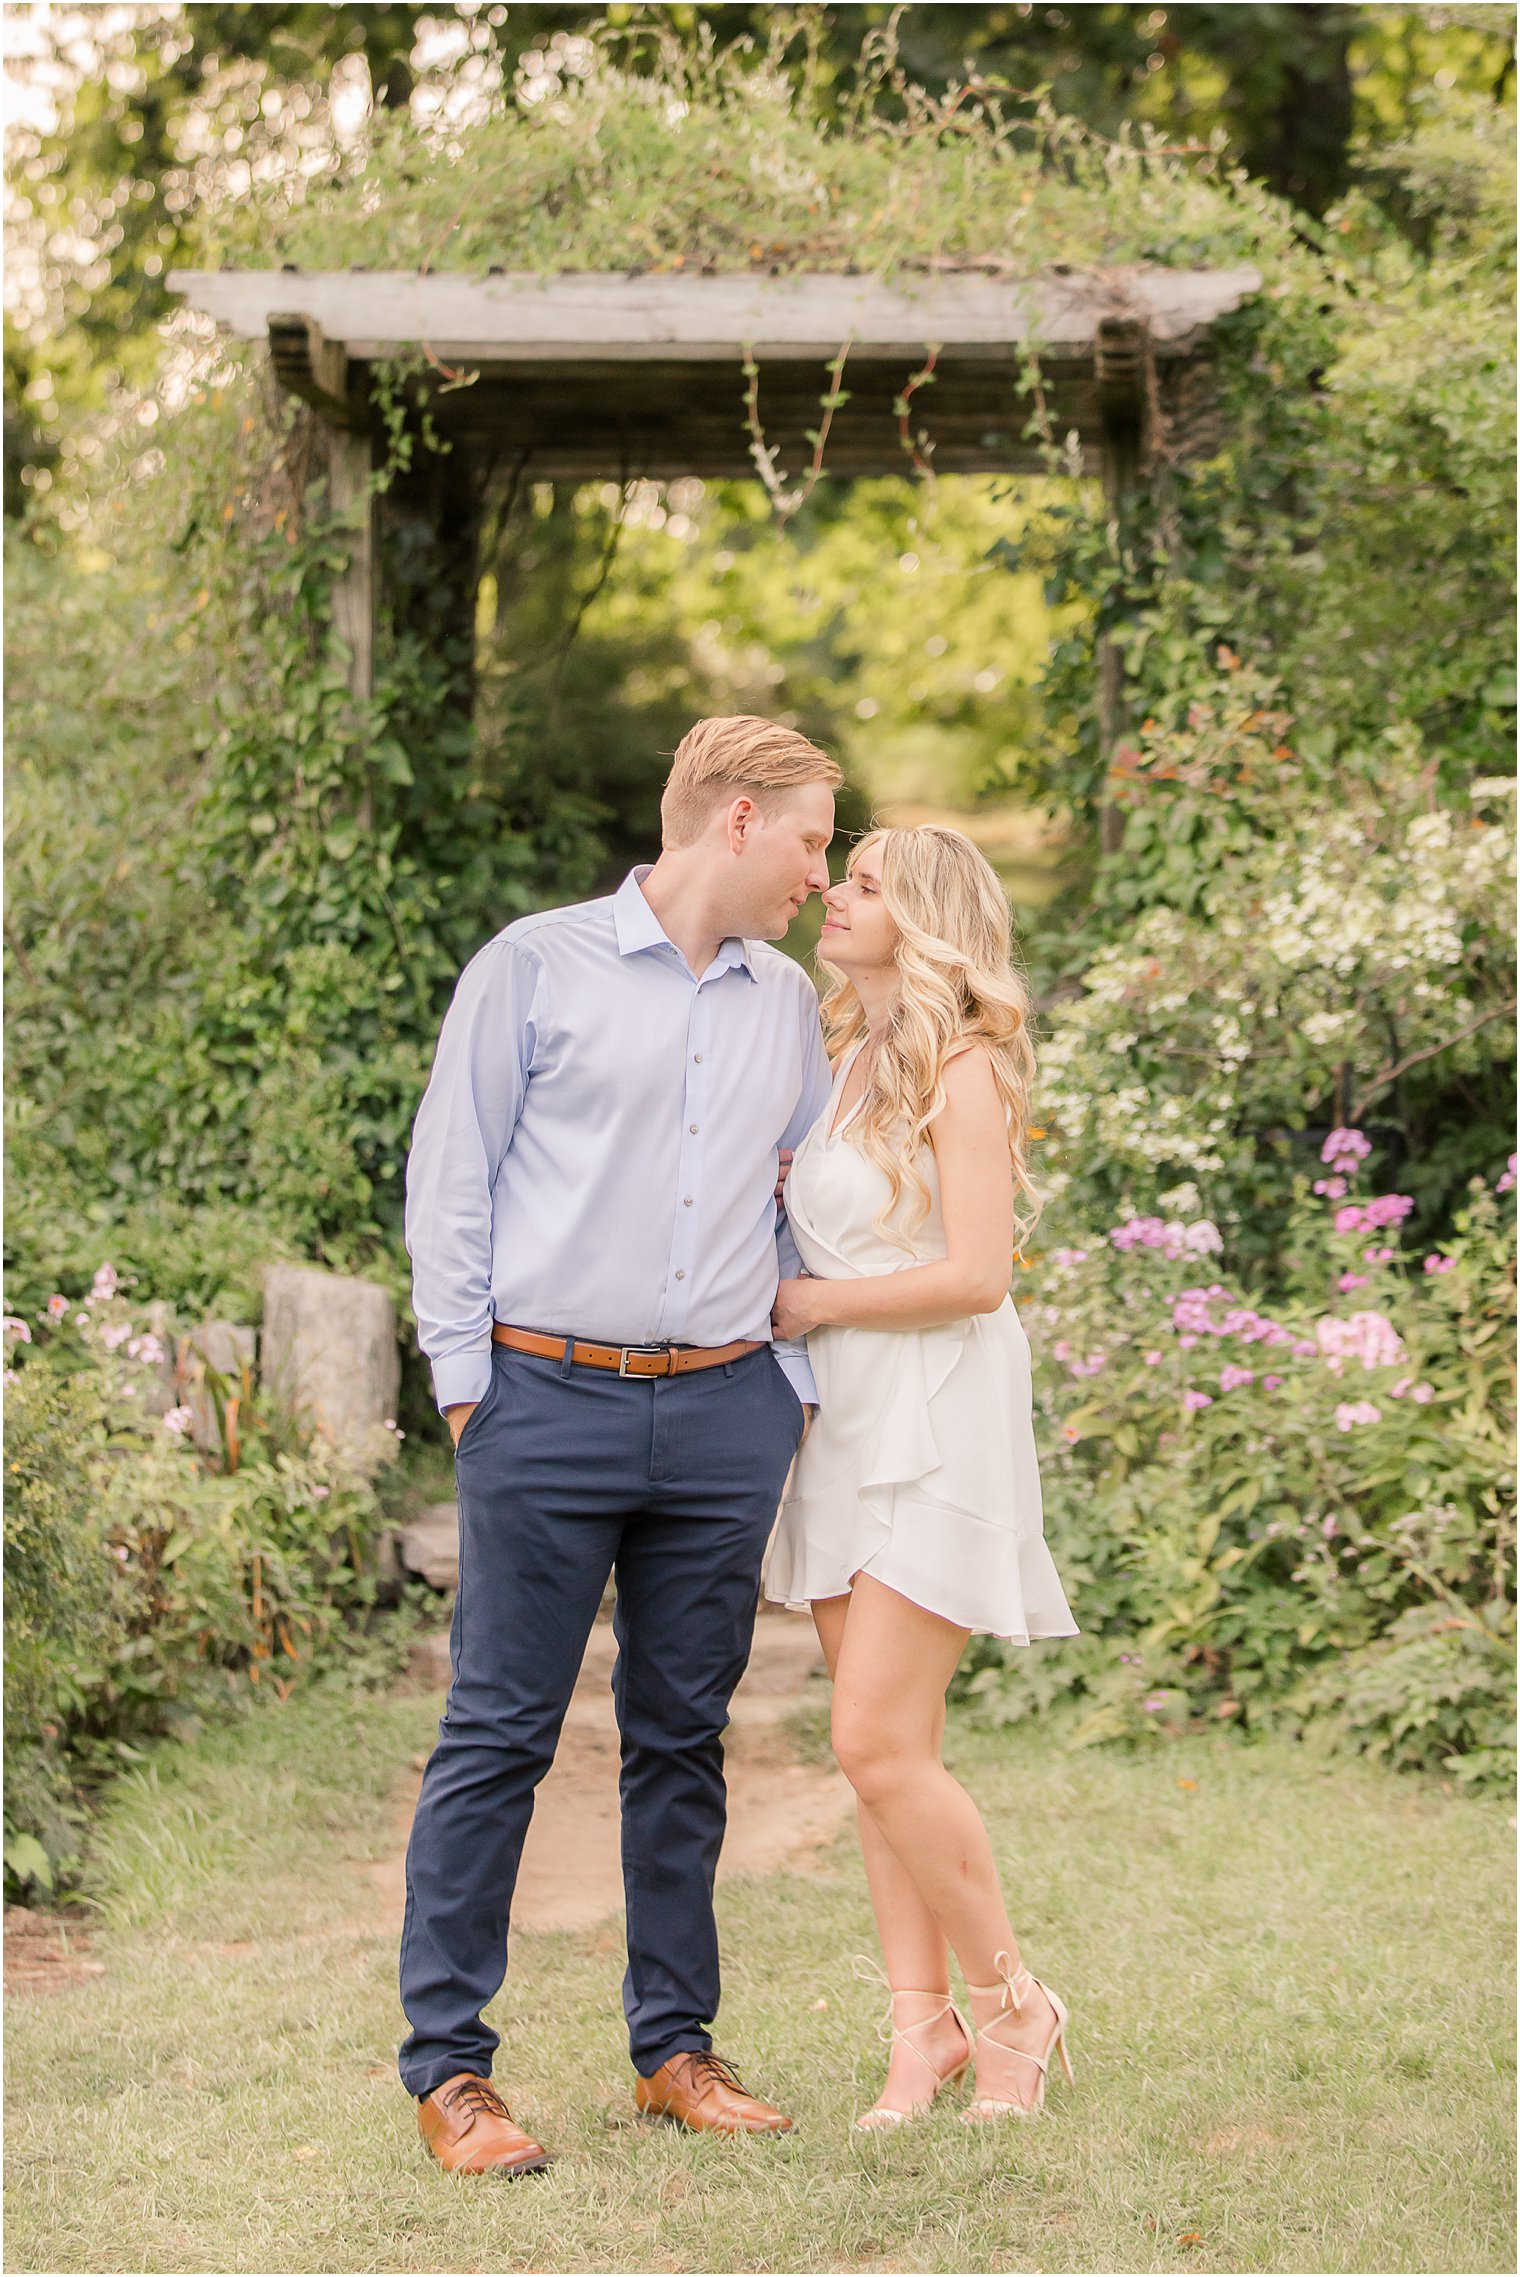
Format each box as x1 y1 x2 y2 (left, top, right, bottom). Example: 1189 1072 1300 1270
661 715 842 847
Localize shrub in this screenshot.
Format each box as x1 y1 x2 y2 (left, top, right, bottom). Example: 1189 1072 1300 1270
2 1267 396 1895
961 1146 1517 1791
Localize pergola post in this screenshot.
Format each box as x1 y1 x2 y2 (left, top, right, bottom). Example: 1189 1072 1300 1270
1094 316 1147 860
327 426 376 705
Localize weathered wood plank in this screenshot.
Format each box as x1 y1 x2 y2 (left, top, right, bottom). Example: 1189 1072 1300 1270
327 428 374 704
167 266 1260 358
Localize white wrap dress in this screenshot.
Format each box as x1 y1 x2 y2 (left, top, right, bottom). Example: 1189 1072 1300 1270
763 1045 1078 1645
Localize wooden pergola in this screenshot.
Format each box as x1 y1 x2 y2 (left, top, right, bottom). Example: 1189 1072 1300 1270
168 264 1260 830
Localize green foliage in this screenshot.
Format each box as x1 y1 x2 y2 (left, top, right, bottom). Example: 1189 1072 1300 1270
2 1279 395 1898
960 1161 1516 1790
1005 92 1515 1249
205 37 1292 281
4 367 605 1299
3 1366 124 1891
1031 667 1516 1261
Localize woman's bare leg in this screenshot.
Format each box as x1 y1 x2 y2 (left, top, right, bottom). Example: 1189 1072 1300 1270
811 1594 967 2113
824 1573 1061 2110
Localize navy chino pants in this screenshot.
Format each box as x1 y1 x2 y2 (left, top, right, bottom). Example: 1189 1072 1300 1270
397 1340 805 2097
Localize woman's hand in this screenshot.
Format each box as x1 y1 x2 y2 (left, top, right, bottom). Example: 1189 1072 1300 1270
772 1275 829 1341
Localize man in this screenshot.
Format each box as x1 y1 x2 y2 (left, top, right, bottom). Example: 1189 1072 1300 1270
399 715 840 2174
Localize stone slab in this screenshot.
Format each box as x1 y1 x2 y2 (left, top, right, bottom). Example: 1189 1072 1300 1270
261 1263 400 1470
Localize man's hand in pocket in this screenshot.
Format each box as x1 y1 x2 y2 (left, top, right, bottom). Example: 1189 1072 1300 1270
446 1401 479 1449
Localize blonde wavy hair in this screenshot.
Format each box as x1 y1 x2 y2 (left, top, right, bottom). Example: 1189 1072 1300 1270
817 825 1042 1255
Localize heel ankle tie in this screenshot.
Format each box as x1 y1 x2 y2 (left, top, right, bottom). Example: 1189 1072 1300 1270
850 1953 973 2120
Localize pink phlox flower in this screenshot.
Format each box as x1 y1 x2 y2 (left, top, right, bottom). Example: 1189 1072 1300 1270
1262 1374 1284 1391
162 1405 194 1436
1333 1204 1368 1235
1390 1376 1414 1399
1363 1193 1414 1229
1142 1694 1169 1712
1182 1388 1213 1412
1409 1383 1434 1404
1171 1286 1224 1335
1178 1334 1200 1349
1313 1176 1348 1200
1182 1220 1223 1255
1143 1349 1162 1365
1052 1339 1072 1362
1321 1128 1371 1169
1109 1216 1159 1252
45 1295 68 1320
1219 1365 1255 1391
100 1321 133 1350
2 1368 16 1387
1362 1246 1395 1265
1316 1311 1406 1373
1423 1253 1455 1275
1334 1399 1381 1431
1071 1352 1108 1378
1497 1154 1517 1194
312 1485 330 1501
1051 1247 1089 1268
1322 1515 1339 1538
1261 1324 1293 1346
1291 1338 1318 1359
1337 1272 1370 1292
127 1334 166 1366
86 1263 119 1306
2 1316 32 1344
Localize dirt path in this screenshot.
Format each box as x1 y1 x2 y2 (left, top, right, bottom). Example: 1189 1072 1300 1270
368 1606 854 1932
3 1907 106 1996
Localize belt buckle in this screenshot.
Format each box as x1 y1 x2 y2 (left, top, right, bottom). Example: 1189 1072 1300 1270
618 1341 674 1378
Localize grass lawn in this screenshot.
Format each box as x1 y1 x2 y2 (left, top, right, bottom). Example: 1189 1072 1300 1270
5 1670 1514 2275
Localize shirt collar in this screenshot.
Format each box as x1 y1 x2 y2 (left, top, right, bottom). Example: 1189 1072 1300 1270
613 866 757 981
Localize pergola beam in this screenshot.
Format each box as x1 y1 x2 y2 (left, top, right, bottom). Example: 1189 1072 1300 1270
170 266 1261 361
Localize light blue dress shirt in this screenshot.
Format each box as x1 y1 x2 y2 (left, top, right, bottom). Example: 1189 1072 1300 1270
405 867 833 1414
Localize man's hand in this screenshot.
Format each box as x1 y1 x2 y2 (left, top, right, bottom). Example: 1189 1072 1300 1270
445 1401 479 1449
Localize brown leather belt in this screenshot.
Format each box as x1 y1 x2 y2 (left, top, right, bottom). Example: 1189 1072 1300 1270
491 1321 764 1379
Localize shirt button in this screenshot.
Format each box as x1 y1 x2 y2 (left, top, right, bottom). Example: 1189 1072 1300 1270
693 1053 703 1064
683 1196 693 1207
689 1123 699 1134
675 1269 686 1281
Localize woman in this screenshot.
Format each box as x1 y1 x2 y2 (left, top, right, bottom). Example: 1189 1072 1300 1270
764 824 1078 2129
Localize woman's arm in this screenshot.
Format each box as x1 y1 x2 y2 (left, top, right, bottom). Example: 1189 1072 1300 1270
770 1047 1015 1338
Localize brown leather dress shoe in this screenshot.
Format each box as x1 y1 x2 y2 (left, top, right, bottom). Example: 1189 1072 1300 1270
417 2073 551 2175
635 2050 793 2136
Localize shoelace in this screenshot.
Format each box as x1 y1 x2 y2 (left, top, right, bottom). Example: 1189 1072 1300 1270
684 2050 749 2098
443 2076 514 2123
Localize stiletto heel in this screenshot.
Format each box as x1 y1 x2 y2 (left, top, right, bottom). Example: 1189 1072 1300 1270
961 1950 1073 2122
850 1954 974 2130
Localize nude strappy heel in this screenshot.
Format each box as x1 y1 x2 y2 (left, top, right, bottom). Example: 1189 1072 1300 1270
851 1954 974 2130
961 1950 1074 2122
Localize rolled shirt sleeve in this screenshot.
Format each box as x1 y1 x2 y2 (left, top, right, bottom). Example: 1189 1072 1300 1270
770 991 834 1408
404 939 539 1413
